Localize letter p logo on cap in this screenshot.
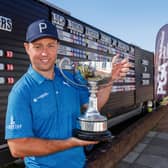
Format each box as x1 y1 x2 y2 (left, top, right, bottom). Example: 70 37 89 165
39 23 47 33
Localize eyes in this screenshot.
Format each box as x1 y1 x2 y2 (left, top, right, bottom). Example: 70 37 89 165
32 43 57 50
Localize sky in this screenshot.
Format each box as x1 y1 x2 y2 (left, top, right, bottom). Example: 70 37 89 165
48 0 168 52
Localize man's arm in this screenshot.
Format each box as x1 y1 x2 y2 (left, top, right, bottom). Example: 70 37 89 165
97 55 130 110
97 84 112 110
8 137 98 158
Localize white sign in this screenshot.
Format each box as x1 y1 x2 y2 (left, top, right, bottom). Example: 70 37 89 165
0 16 12 32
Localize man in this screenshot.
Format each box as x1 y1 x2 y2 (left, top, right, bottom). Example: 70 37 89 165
5 19 130 168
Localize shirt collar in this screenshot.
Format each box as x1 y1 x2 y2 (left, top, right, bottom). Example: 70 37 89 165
27 65 62 85
28 65 45 84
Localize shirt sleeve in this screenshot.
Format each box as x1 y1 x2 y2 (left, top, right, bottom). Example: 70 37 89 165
5 87 34 139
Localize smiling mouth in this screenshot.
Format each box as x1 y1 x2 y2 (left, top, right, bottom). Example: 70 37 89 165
41 59 49 63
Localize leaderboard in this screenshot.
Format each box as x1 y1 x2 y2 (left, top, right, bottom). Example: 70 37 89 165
0 49 14 85
51 11 136 93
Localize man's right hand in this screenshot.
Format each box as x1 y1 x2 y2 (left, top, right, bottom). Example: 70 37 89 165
69 137 99 147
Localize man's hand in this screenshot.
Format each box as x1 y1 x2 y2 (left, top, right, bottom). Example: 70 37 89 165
97 54 131 110
69 137 99 146
111 54 131 81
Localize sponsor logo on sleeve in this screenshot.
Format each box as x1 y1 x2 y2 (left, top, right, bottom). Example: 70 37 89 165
7 116 22 130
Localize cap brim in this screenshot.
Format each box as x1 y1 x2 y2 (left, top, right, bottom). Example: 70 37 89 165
27 34 59 42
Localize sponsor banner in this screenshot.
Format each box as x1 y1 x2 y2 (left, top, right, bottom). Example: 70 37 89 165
155 24 168 100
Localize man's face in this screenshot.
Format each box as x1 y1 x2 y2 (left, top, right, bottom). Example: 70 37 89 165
24 38 59 75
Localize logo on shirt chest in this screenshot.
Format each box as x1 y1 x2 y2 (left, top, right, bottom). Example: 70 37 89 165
33 92 49 102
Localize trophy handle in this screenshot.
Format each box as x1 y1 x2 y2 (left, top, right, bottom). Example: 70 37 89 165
58 57 88 88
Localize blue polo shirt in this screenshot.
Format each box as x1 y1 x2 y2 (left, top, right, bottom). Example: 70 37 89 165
5 65 89 168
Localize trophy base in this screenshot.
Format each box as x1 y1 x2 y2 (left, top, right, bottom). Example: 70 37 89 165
73 129 113 141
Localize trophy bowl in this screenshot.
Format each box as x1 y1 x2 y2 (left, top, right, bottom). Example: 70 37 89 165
58 57 113 141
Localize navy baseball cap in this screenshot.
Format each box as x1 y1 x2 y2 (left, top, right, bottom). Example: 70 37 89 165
26 19 59 42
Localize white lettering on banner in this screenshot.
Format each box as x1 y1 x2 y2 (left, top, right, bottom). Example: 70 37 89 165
0 16 12 32
39 23 47 33
158 31 168 60
156 30 168 95
7 116 22 130
157 62 168 95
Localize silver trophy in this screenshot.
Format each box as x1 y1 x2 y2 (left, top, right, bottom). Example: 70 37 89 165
58 57 113 141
